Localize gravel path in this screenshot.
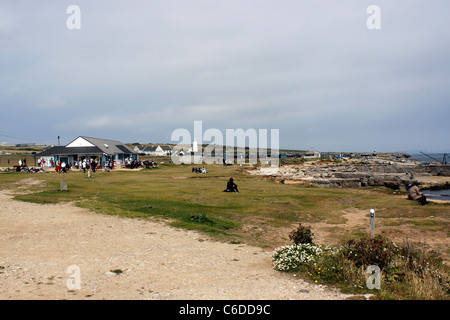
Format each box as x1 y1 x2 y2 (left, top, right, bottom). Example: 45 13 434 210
0 190 350 300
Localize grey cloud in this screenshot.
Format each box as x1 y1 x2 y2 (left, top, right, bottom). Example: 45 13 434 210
0 1 449 152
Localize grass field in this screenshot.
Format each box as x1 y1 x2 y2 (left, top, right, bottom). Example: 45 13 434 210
1 160 448 253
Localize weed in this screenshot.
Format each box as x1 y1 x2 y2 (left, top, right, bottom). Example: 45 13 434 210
289 223 314 245
191 213 213 223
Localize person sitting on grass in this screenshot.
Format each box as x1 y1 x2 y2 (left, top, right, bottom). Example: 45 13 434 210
224 177 239 193
407 181 428 205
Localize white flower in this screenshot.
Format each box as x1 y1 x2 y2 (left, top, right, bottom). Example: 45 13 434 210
272 243 331 271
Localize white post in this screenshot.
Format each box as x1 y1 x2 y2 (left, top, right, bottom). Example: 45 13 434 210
370 209 375 238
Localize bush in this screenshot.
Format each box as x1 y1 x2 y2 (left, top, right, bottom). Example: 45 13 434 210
272 243 325 271
341 235 396 271
396 239 450 297
190 213 213 223
305 251 347 285
289 223 314 245
273 228 450 299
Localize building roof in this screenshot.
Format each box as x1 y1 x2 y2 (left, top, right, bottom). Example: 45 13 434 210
116 144 134 153
69 136 135 155
38 146 104 157
37 136 137 157
135 145 172 153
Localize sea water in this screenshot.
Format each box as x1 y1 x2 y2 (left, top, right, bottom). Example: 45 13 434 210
409 153 449 200
412 153 448 163
422 189 450 201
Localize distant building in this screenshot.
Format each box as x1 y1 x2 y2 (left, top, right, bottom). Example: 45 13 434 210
134 145 172 156
133 145 147 153
303 148 321 159
16 143 36 147
158 145 172 156
37 136 138 167
1 142 15 147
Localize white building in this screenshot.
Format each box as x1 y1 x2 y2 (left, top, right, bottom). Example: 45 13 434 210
134 145 172 156
303 148 321 159
37 136 138 167
1 142 15 147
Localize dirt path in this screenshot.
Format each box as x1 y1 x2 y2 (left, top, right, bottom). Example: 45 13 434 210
0 190 351 300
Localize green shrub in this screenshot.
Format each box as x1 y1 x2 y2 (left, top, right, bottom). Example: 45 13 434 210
305 252 346 285
272 232 450 299
341 235 396 270
190 213 213 223
288 223 314 245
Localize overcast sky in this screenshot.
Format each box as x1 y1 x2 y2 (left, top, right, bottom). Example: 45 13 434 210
1 1 449 153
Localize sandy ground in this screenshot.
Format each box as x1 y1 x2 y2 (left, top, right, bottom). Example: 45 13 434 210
0 190 353 300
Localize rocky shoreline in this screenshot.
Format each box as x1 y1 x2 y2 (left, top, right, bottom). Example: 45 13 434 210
253 158 450 191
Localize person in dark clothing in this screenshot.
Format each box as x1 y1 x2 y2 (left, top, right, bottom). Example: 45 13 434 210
224 177 239 193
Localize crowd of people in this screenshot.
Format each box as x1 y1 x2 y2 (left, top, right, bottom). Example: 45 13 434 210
142 159 158 169
192 166 208 173
30 157 156 173
11 158 46 173
55 161 72 173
